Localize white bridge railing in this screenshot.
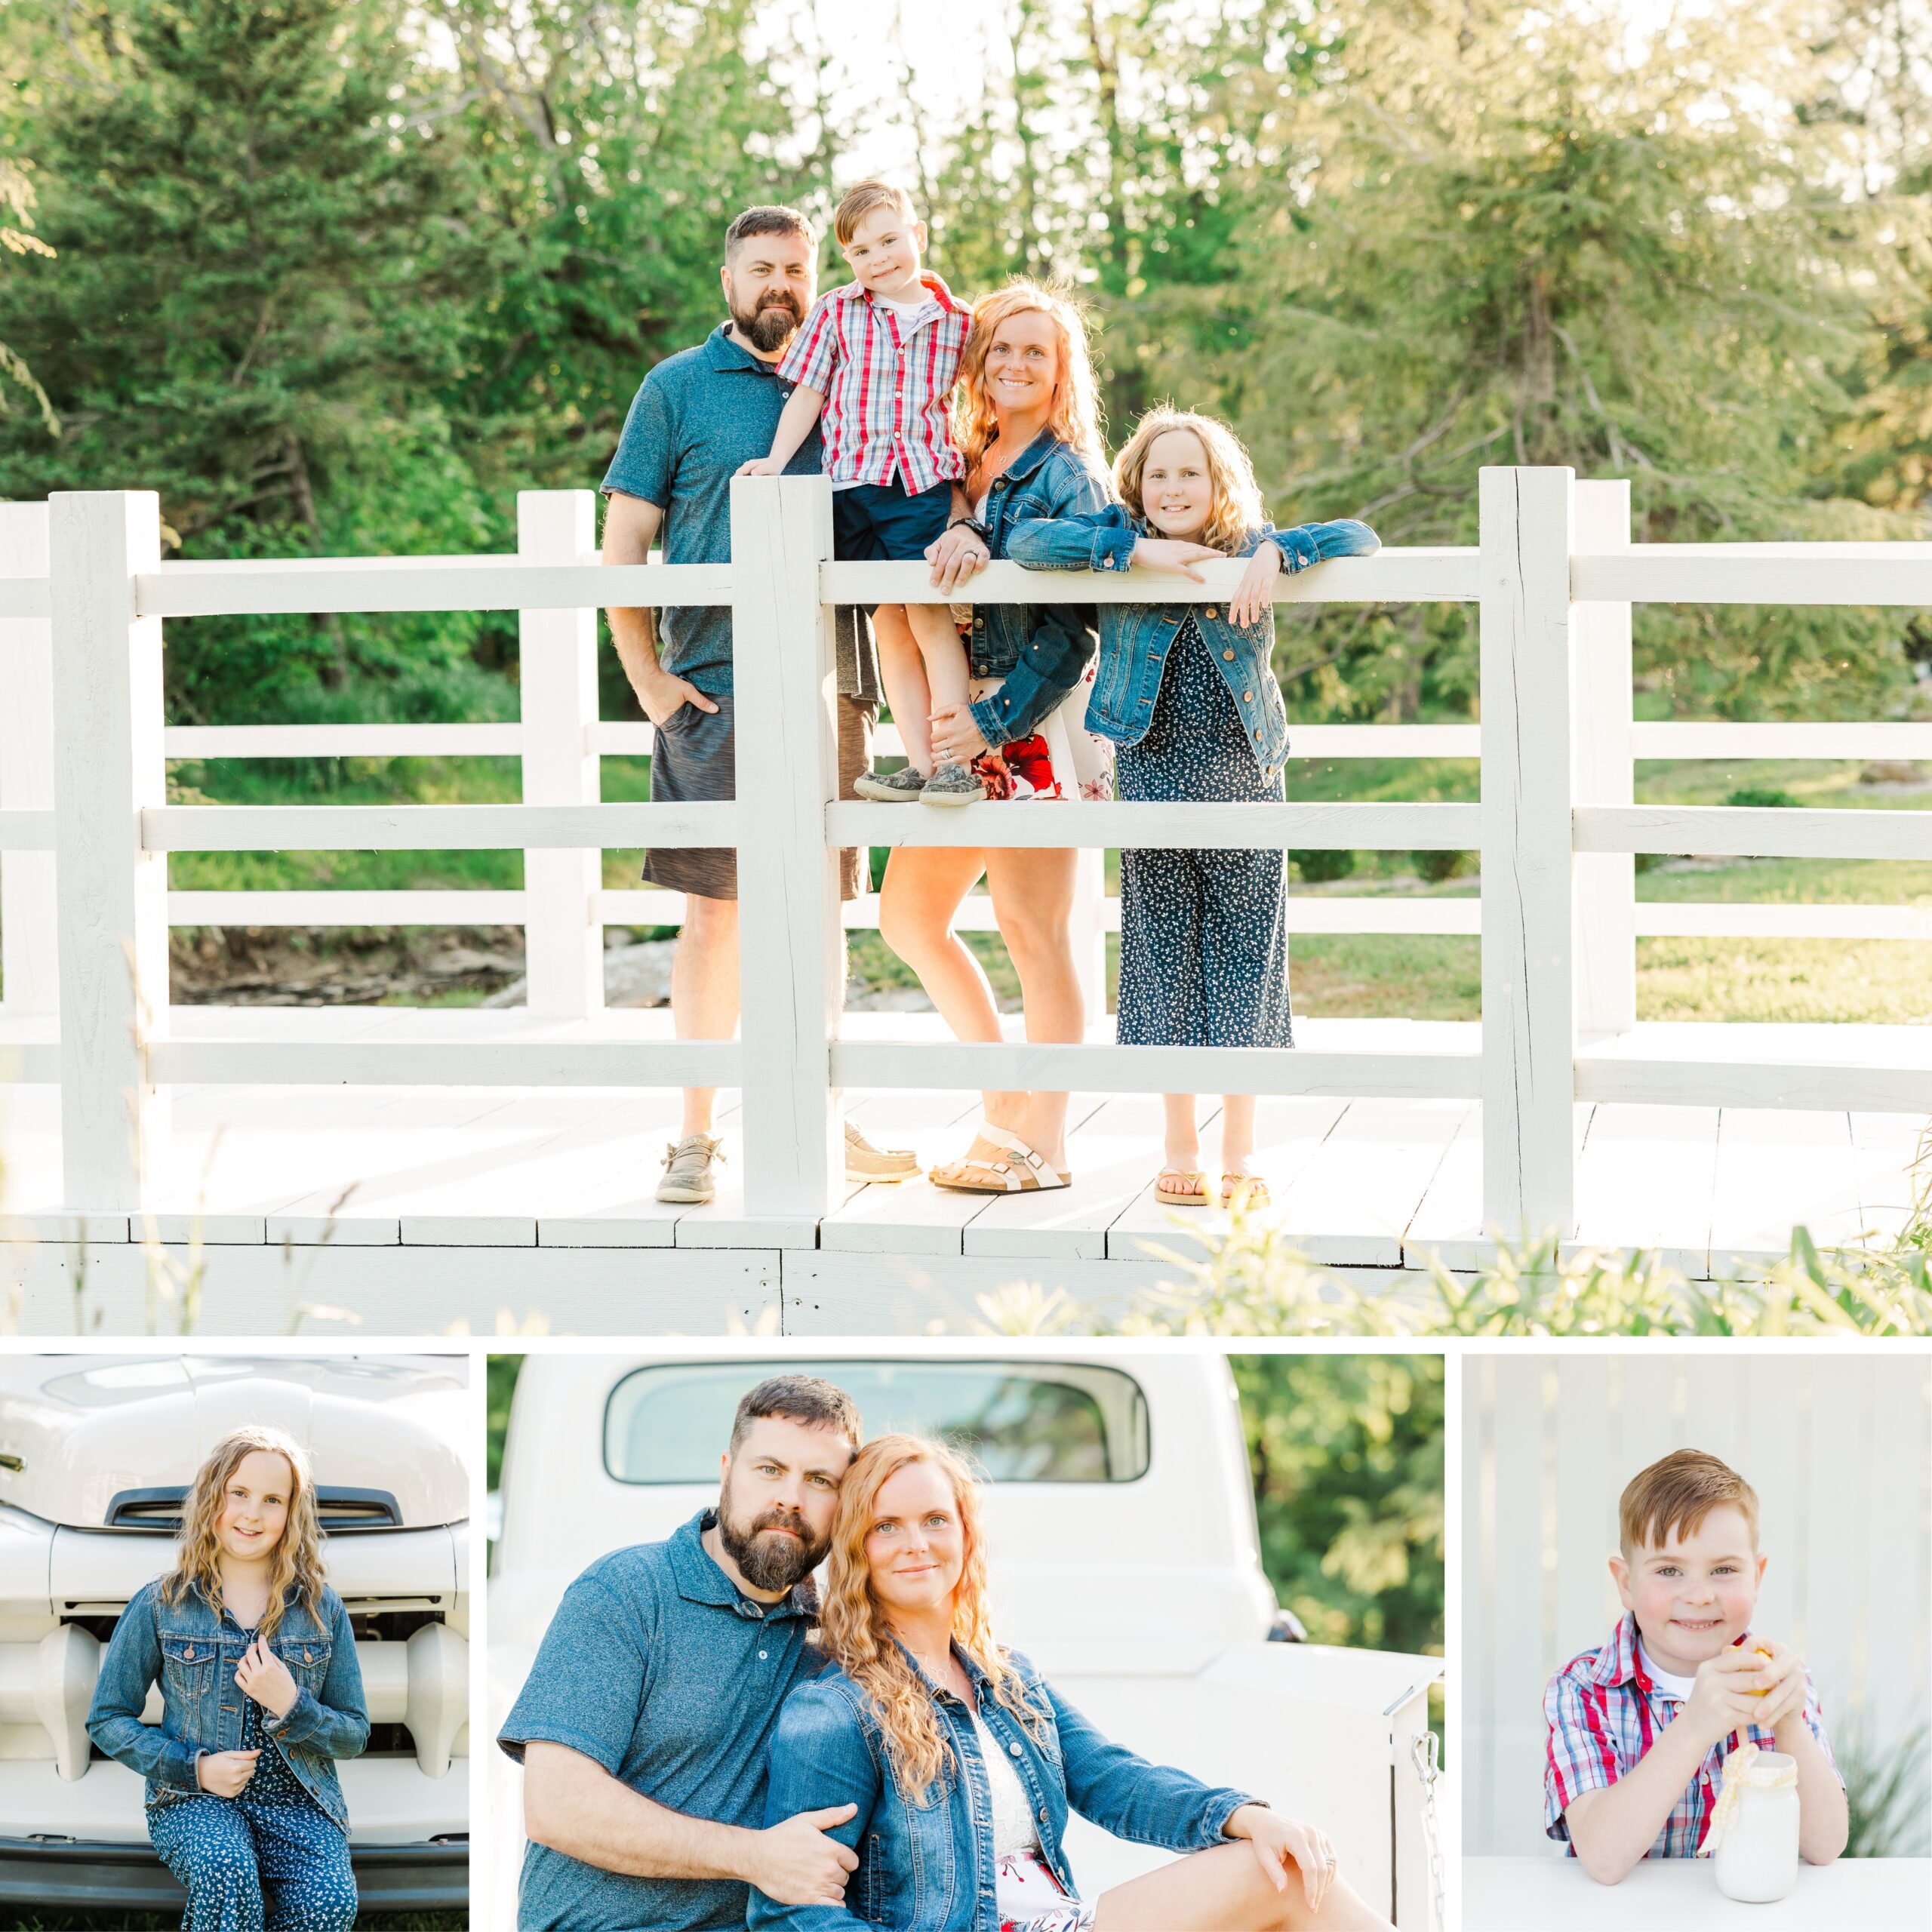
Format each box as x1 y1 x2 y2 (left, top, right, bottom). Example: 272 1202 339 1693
2 470 1930 1238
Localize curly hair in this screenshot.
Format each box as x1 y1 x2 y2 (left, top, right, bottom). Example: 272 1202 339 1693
1112 405 1266 555
160 1425 326 1639
953 278 1106 487
818 1434 1048 1799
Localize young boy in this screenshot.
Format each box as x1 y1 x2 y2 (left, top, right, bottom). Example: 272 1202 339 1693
739 180 983 804
1543 1448 1848 1884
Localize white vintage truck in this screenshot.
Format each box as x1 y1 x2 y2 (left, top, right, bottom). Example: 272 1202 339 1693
489 1349 1446 1929
0 1352 472 1912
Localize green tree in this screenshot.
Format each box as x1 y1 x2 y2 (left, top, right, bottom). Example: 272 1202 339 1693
1234 1352 1444 1660
0 156 57 435
1174 0 1926 722
0 0 503 724
436 0 830 494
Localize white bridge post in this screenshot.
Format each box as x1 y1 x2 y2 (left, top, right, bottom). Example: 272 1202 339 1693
1571 479 1635 1036
518 490 603 1016
0 502 57 1014
731 475 840 1220
49 491 169 1209
1479 466 1577 1238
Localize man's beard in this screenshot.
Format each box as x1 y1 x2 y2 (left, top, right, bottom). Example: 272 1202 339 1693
732 291 804 355
717 1484 828 1593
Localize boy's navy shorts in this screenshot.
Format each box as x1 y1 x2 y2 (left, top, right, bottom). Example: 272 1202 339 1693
832 478 954 580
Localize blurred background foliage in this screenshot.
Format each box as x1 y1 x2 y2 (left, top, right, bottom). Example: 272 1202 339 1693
1232 1351 1444 1660
2 0 1929 729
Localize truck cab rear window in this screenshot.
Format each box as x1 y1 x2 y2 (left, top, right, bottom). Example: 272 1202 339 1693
603 1361 1150 1484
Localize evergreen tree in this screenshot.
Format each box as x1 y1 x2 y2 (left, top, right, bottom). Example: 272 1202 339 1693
1175 0 1924 720
0 0 499 723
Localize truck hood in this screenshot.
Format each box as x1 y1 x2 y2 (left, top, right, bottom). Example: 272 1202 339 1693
0 1355 468 1531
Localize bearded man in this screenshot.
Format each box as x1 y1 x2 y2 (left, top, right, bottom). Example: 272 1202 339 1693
597 205 915 1206
499 1375 866 1929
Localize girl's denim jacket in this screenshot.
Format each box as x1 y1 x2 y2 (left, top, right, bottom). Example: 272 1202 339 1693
1006 507 1380 775
749 1643 1254 1932
961 428 1112 749
86 1576 369 1832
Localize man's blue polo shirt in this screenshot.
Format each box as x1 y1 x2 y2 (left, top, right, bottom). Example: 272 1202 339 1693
498 1509 823 1932
602 323 824 699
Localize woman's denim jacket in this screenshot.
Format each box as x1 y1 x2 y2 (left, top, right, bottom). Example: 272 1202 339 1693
961 429 1112 749
86 1576 369 1831
1006 507 1380 775
749 1643 1254 1932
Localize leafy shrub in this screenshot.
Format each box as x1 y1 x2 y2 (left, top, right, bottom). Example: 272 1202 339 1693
1727 786 1800 809
1294 849 1356 884
1412 849 1472 883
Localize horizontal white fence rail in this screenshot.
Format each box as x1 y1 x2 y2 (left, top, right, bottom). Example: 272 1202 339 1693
2 472 1929 1232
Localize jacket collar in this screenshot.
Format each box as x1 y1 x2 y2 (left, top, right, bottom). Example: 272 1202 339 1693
669 1507 815 1620
997 426 1072 487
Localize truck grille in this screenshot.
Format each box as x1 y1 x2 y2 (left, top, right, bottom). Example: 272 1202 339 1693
104 1486 402 1533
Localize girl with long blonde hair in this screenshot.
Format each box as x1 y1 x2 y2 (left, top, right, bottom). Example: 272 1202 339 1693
88 1426 369 1932
874 278 1116 1199
1011 406 1380 1211
752 1434 1395 1932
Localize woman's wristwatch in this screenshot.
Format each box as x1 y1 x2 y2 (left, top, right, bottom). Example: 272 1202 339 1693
946 515 992 546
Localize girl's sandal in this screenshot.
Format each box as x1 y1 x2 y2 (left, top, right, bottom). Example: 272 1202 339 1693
1220 1172 1272 1211
929 1129 1072 1194
1155 1168 1211 1207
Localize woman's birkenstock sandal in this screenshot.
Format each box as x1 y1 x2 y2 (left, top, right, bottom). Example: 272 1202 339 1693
927 1132 1014 1189
929 1129 1071 1193
1155 1168 1211 1206
1220 1172 1272 1210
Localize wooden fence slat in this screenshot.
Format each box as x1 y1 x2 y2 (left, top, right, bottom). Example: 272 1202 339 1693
0 502 57 1014
1573 481 1635 1035
1480 466 1579 1235
828 799 1481 851
140 801 739 851
731 476 841 1220
49 492 168 1208
1577 804 1932 861
518 491 604 1017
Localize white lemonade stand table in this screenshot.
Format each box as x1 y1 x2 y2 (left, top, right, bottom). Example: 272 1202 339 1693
1463 1855 1932 1930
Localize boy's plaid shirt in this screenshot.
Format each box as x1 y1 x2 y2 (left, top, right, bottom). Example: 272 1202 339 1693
777 274 971 494
1543 1612 1838 1858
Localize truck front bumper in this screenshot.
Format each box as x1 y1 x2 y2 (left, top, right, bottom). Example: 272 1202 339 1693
0 1838 469 1912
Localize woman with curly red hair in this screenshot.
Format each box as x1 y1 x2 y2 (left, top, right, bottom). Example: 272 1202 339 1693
749 1434 1393 1932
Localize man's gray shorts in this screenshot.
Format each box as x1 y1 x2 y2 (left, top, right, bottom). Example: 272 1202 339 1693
643 691 872 901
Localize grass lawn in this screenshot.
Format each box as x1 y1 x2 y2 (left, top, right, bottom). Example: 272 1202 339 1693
117 746 1932 1026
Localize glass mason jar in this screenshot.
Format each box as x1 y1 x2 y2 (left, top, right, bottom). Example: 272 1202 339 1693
1711 1750 1801 1903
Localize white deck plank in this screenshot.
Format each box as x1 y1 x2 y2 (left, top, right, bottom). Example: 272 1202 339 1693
1568 1103 1720 1277
1399 1100 1490 1269
1850 1112 1930 1247
1709 1108 1866 1276
1106 1097 1347 1263
965 1096 1171 1262
1265 1098 1468 1266
820 1093 998 1256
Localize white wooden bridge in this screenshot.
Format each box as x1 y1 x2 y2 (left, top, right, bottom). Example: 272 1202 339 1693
1 472 1928 1334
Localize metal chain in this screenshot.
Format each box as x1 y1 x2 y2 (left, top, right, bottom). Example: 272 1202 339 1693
1409 1730 1448 1932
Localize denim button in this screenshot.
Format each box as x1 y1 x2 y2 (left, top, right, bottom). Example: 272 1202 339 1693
758 1650 768 1660
1205 607 1218 619
1243 691 1253 703
1008 1742 1022 1757
1223 649 1235 661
